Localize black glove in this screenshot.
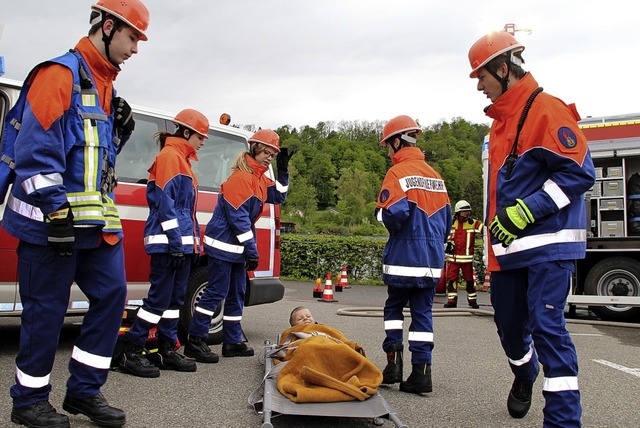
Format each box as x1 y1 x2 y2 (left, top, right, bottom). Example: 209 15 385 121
192 252 201 268
168 252 185 270
276 147 295 173
112 97 135 138
445 241 455 254
245 256 259 271
47 203 74 257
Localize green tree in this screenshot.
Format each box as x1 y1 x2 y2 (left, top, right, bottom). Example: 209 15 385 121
282 168 317 225
307 152 337 209
264 117 489 234
334 167 377 226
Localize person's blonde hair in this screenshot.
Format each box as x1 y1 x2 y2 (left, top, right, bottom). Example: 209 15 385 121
232 142 272 173
231 151 253 173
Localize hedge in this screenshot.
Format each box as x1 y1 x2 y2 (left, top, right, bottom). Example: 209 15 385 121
280 234 487 286
280 235 385 283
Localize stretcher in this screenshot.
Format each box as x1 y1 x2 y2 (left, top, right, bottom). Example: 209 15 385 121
249 338 407 428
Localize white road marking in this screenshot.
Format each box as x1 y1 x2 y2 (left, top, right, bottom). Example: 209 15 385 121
593 359 640 378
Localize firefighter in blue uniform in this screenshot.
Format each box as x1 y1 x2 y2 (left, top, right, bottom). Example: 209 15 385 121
468 31 595 426
2 1 149 427
375 115 451 394
185 129 291 362
119 109 210 378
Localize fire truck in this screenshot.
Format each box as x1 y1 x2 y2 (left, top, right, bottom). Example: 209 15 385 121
0 76 285 343
569 113 640 321
482 113 640 322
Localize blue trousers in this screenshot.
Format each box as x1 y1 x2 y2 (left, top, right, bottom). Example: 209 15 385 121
383 286 435 365
126 253 192 347
491 260 582 427
188 257 246 344
11 231 126 407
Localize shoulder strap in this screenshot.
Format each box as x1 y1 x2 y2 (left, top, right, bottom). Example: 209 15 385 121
0 51 88 202
505 87 543 179
68 49 93 90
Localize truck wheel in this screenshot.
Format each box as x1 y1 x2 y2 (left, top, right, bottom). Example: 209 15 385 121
178 266 224 345
584 257 640 321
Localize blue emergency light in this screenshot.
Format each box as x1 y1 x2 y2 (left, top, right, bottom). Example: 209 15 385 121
0 56 5 76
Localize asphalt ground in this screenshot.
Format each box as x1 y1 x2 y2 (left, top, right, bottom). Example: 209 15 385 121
1 281 639 428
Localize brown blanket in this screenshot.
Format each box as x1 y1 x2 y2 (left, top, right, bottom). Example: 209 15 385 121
275 324 382 403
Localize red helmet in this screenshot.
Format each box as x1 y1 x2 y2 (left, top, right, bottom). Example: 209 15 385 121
380 115 422 146
92 0 150 41
173 109 210 138
249 129 280 153
468 31 524 78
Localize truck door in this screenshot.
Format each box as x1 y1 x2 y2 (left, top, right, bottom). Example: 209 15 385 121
0 80 19 313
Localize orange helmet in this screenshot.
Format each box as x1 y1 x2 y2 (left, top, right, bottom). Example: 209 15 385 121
380 115 422 146
249 129 281 153
173 109 210 138
468 31 524 78
91 0 150 41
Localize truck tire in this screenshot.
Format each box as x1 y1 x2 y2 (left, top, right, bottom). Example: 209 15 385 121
584 257 640 321
178 266 224 345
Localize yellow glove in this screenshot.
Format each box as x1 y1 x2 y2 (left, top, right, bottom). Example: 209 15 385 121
489 199 534 247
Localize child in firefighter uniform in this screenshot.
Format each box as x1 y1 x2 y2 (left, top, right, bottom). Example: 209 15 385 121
2 1 149 427
468 31 595 426
375 115 451 394
444 200 483 309
119 109 210 377
185 129 291 362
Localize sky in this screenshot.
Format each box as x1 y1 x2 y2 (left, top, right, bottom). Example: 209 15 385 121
1 0 638 131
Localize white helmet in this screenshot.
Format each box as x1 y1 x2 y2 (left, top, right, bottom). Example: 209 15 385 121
455 200 472 213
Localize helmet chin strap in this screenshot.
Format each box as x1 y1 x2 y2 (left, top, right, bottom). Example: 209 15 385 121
250 143 259 158
485 59 511 95
100 15 121 67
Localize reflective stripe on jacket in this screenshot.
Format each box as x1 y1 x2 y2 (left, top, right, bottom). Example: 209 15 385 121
484 73 596 271
144 136 200 254
2 38 123 245
446 217 483 264
203 154 288 263
375 147 452 288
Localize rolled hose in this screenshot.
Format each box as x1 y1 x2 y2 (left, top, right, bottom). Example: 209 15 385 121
336 307 640 328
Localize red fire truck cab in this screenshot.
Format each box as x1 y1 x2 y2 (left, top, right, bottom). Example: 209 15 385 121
0 76 285 343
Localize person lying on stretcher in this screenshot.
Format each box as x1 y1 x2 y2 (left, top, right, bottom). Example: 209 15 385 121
273 307 383 403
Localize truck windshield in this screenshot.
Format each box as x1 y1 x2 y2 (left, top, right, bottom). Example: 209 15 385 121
116 112 248 191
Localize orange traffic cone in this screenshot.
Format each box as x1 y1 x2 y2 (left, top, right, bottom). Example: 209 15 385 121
338 265 351 289
318 272 338 303
481 271 491 292
313 278 323 298
335 270 343 292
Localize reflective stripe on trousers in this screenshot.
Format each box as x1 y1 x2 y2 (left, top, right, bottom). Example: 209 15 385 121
383 285 435 365
491 261 582 427
10 237 126 407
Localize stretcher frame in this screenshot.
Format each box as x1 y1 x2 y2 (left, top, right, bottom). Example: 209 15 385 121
249 338 407 428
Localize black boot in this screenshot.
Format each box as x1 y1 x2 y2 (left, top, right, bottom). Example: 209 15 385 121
400 364 432 394
11 401 70 428
443 297 458 308
184 336 219 363
507 378 533 418
119 339 160 378
466 281 479 308
381 343 403 384
62 393 125 427
444 282 458 308
222 342 255 357
154 340 197 372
